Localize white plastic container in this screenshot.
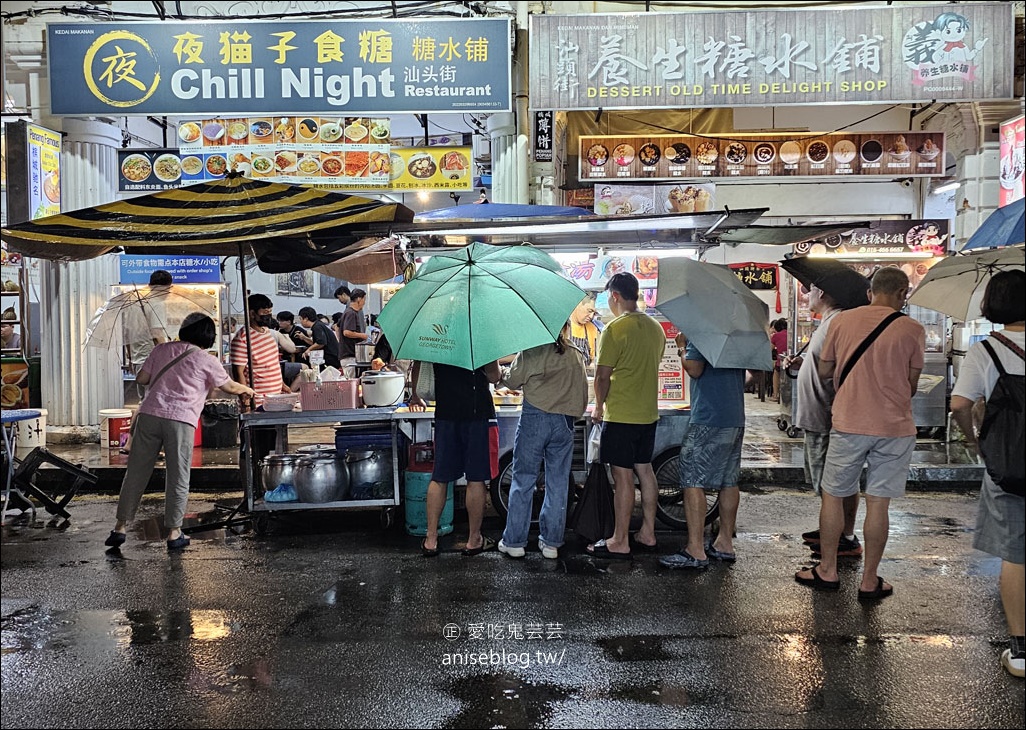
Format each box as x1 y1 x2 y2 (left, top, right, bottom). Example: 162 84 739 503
99 408 132 449
15 408 47 450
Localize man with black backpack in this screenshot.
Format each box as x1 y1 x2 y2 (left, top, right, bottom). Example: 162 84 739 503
950 269 1025 678
794 267 925 601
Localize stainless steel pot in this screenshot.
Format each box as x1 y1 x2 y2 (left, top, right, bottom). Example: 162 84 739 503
345 448 390 499
296 444 336 456
355 343 375 363
260 454 302 492
294 454 349 502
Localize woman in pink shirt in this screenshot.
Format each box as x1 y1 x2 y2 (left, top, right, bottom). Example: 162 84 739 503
770 319 788 402
105 314 254 551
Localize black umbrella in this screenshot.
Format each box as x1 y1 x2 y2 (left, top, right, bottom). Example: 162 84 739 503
780 257 870 310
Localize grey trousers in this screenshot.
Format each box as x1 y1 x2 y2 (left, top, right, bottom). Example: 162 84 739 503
115 412 195 530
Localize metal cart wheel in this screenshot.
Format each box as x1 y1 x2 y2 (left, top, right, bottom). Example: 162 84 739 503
786 426 802 439
252 513 271 537
652 450 719 531
777 418 789 431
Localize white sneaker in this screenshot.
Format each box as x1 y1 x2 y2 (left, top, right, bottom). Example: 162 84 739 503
498 539 525 559
1002 649 1025 678
538 539 559 560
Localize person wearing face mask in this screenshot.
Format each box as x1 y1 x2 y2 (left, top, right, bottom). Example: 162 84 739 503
230 293 289 403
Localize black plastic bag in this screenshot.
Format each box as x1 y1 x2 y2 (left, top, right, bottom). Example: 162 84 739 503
570 462 615 544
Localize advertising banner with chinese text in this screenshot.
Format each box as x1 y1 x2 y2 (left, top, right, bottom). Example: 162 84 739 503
47 18 511 116
119 255 222 284
729 263 778 291
531 4 1012 109
793 219 950 259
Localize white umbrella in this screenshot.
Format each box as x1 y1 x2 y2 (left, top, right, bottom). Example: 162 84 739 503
909 245 1025 322
655 257 773 371
84 284 217 351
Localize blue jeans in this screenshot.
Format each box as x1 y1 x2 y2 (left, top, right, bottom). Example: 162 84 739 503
502 401 575 548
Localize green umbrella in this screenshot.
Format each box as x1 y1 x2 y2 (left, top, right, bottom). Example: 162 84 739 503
377 242 586 370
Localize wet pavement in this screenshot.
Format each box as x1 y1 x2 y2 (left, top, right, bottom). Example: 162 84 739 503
2 487 1023 729
29 396 984 492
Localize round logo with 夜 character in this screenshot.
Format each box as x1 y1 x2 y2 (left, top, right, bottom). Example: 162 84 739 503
83 31 161 109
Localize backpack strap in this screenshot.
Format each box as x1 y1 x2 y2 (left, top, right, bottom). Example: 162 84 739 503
836 312 905 390
990 331 1026 361
980 340 1008 378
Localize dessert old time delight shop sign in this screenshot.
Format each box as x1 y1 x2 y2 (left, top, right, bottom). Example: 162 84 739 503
531 3 1012 109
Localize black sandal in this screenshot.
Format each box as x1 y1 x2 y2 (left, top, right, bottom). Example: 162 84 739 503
421 540 440 558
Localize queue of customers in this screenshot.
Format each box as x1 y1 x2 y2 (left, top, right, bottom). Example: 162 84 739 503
102 267 1024 680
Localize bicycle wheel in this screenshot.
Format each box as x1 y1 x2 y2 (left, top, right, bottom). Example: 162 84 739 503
652 450 719 530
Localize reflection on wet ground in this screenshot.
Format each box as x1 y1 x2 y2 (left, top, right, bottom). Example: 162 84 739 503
2 492 1024 728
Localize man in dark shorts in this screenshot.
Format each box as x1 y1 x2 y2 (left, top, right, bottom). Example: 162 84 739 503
410 360 501 557
586 273 667 560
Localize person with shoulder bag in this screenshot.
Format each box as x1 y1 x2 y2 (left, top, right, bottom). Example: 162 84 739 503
950 270 1025 678
104 313 255 552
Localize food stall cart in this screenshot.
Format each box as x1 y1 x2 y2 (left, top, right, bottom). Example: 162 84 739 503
240 406 402 533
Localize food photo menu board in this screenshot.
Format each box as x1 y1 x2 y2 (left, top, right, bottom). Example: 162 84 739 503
580 132 945 182
177 116 392 186
117 118 472 192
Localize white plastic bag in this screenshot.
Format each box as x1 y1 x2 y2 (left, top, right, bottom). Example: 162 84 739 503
587 424 603 464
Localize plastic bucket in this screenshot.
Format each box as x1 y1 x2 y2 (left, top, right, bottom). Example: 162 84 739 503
15 408 47 450
404 471 453 537
99 408 132 449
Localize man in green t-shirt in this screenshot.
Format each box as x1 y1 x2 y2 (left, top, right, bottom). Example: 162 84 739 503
587 273 667 560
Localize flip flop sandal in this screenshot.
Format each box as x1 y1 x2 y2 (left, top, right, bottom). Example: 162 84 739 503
462 536 496 556
794 564 840 591
588 540 633 560
857 577 894 601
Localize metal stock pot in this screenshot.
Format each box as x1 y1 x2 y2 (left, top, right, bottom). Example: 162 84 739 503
294 454 349 502
345 448 390 499
260 454 301 491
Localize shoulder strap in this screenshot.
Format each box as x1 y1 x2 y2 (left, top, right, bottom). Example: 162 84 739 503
980 340 1009 378
148 347 197 389
990 331 1026 360
837 312 905 390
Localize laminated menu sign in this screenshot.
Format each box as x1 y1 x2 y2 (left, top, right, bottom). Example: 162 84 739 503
580 132 945 181
594 183 715 215
118 117 470 191
658 321 684 402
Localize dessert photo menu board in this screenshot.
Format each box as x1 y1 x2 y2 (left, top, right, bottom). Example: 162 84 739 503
580 132 945 182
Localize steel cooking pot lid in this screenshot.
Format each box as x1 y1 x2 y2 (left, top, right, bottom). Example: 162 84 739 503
263 453 301 463
346 448 386 460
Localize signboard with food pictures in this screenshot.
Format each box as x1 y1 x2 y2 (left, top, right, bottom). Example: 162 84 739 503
346 147 473 191
562 253 693 291
5 121 62 223
793 219 950 258
531 4 1013 110
47 18 511 116
658 321 685 402
581 132 945 181
999 115 1025 208
594 183 715 215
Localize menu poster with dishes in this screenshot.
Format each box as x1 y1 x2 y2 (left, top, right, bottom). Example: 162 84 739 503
563 253 684 291
177 116 391 185
380 147 472 191
118 149 192 192
999 115 1025 207
594 183 715 215
580 132 945 181
27 124 62 219
794 219 950 257
658 321 685 402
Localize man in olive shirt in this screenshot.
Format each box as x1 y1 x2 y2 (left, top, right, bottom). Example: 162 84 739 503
587 273 667 560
